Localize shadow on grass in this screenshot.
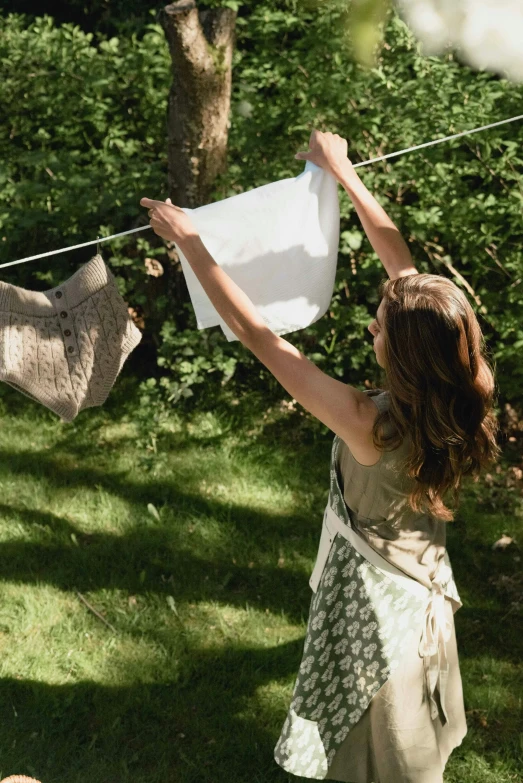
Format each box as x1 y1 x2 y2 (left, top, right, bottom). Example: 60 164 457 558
0 417 332 510
0 428 326 627
1 513 521 667
453 607 523 663
2 627 522 783
0 439 520 643
0 512 314 624
1 639 305 783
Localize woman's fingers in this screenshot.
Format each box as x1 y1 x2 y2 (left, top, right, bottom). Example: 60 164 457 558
296 129 350 174
141 196 173 209
141 196 177 216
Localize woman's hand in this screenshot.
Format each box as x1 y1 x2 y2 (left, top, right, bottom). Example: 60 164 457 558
140 197 199 245
295 129 353 181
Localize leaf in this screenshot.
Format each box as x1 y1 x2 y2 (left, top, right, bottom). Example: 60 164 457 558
235 99 254 118
341 229 364 251
492 534 515 550
128 307 145 330
147 503 161 522
144 257 164 277
166 596 179 616
348 0 390 67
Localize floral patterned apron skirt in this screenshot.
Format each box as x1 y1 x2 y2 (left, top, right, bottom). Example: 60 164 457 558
274 436 463 780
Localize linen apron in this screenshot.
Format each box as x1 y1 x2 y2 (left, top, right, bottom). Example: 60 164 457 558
274 435 463 781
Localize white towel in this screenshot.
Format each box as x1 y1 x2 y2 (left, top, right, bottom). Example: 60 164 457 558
174 161 340 341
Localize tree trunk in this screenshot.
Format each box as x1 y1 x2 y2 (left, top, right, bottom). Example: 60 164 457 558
160 0 237 209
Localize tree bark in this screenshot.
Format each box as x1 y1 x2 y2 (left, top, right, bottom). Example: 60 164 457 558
160 0 237 209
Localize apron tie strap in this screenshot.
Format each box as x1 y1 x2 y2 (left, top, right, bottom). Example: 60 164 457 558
418 578 452 724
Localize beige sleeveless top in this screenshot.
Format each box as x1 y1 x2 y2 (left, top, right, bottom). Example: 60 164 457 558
336 388 447 588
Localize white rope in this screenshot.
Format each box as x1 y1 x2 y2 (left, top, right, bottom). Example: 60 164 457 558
352 113 523 168
2 113 522 271
0 225 152 270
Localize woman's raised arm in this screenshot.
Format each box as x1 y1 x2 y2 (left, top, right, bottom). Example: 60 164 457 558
140 196 380 449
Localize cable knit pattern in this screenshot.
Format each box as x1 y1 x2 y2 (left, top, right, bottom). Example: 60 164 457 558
0 255 142 421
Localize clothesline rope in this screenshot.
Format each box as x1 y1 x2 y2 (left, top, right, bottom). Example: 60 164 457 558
351 113 523 167
2 112 522 271
0 225 152 270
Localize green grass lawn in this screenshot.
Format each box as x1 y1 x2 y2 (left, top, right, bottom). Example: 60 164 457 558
0 381 521 783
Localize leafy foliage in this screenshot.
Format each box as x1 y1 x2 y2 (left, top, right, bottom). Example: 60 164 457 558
0 3 522 413
226 2 523 400
0 1 164 35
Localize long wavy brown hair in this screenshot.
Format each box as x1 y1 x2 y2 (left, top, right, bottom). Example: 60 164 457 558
373 273 501 522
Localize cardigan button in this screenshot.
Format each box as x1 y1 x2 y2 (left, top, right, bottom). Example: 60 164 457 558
60 311 68 318
55 291 63 299
67 346 74 354
64 329 71 337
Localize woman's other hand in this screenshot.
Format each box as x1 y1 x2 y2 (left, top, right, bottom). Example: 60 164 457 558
140 197 199 245
295 129 353 181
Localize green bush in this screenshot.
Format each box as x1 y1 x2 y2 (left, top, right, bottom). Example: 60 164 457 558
0 0 162 35
0 13 169 300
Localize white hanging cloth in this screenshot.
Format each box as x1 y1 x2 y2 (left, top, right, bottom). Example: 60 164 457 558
173 161 340 341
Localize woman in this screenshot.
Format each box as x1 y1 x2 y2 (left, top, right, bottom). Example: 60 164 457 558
141 130 500 783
